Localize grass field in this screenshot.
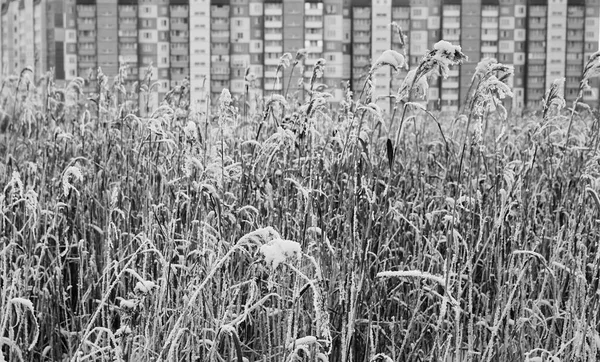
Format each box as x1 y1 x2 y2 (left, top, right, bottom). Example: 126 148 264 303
2 41 600 362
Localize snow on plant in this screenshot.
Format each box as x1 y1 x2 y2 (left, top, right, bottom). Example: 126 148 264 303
371 50 406 73
397 40 467 102
3 171 23 203
260 238 301 269
134 280 157 295
293 48 308 67
309 58 327 87
581 50 600 92
288 336 319 361
390 22 407 53
472 57 498 81
62 165 83 197
397 69 429 101
542 78 566 120
1 297 40 352
370 353 394 362
24 189 38 217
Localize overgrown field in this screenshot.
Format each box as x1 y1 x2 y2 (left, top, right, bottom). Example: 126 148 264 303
3 42 600 362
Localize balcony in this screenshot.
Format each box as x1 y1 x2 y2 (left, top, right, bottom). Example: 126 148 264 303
441 81 459 89
444 21 460 29
171 35 188 43
170 60 188 68
211 6 229 17
170 22 187 31
264 7 283 16
442 9 460 17
353 23 370 31
118 7 137 17
264 45 283 53
305 33 323 41
170 7 188 17
211 22 229 31
77 22 96 31
264 21 283 28
264 32 282 41
170 45 188 54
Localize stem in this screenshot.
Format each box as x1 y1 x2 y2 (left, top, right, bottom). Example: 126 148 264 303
284 63 297 99
564 94 580 150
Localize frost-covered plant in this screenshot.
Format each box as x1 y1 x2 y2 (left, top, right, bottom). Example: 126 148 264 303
390 22 408 55
466 58 514 146
542 78 566 121
397 40 467 102
371 50 406 73
259 238 301 269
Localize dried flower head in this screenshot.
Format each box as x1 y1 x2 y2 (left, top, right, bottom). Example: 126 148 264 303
278 53 293 69
542 78 566 119
472 74 514 117
294 48 308 66
62 166 84 197
371 50 406 73
219 88 232 110
397 69 429 102
473 57 498 81
390 22 407 52
581 50 600 92
396 40 467 102
4 171 24 203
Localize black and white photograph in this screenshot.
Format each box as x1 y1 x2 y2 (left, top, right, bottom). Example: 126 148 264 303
1 0 600 361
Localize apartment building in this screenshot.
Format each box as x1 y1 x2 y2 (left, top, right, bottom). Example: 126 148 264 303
118 0 139 101
170 0 189 90
584 0 600 104
248 0 263 107
351 1 370 94
441 1 460 111
189 0 211 110
390 0 410 99
210 0 230 102
1 0 600 115
283 0 304 99
304 0 324 97
322 0 344 105
263 1 282 93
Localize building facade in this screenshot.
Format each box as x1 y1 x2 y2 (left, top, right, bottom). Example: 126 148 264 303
0 0 599 115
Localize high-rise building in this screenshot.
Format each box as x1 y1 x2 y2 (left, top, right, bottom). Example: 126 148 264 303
189 0 211 110
1 0 599 115
210 0 230 102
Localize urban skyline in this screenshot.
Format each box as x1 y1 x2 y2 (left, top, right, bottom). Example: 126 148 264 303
1 0 599 115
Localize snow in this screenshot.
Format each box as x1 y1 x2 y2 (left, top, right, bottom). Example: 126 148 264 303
134 280 157 294
119 298 136 310
373 50 405 71
259 238 301 268
10 297 34 310
290 336 317 347
376 270 445 285
434 40 462 53
219 89 232 108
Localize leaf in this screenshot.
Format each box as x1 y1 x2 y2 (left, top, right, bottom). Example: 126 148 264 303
386 138 394 170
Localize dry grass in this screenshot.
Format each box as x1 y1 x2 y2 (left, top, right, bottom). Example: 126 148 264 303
2 43 600 362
